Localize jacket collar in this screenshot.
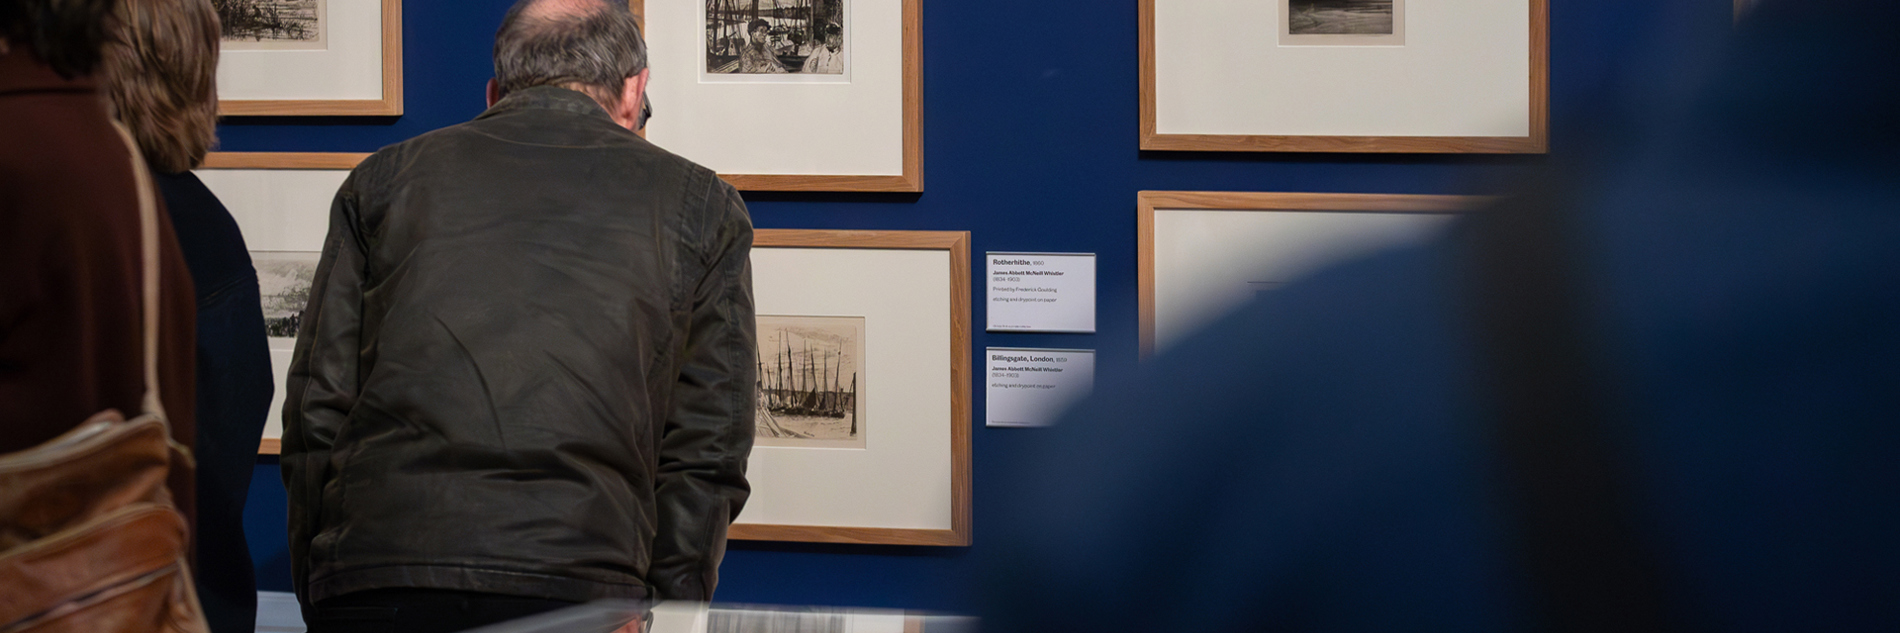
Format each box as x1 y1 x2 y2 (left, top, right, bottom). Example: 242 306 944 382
0 46 97 97
475 85 618 123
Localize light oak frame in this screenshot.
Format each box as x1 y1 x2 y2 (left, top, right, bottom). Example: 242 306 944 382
218 0 404 116
629 0 924 192
1138 191 1488 357
1138 0 1548 153
210 153 365 455
202 152 371 170
738 229 972 546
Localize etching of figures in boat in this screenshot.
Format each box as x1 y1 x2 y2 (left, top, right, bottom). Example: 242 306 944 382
704 0 851 82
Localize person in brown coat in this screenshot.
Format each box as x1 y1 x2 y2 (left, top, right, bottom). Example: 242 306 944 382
0 0 200 521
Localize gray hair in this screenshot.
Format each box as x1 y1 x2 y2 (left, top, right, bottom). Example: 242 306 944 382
493 0 647 106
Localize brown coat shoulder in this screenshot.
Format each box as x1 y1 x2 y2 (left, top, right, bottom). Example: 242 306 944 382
0 48 198 517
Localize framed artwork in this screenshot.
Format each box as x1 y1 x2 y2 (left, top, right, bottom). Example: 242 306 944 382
1138 191 1487 357
738 229 971 545
201 154 972 547
197 152 363 454
1139 0 1547 153
630 0 923 192
216 0 403 116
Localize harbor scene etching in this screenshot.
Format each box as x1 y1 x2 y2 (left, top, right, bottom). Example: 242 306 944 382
217 0 324 48
254 252 320 340
755 316 864 449
1288 0 1394 35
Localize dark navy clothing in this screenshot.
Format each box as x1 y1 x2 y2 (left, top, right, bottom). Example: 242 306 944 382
979 1 1900 630
155 171 274 633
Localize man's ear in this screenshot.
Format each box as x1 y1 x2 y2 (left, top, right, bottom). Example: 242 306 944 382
614 68 652 131
487 78 502 108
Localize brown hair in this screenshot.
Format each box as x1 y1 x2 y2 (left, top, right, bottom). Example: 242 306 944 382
101 0 221 174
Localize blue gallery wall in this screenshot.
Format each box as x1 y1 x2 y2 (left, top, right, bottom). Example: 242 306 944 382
232 0 1734 612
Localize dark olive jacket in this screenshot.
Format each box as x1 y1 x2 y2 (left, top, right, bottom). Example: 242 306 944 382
281 87 756 608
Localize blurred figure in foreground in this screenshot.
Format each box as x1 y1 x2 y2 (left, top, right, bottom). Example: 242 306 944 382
980 0 1898 631
101 0 276 631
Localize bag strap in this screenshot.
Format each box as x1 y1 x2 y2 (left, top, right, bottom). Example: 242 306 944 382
109 122 195 465
109 122 166 423
1463 190 1677 632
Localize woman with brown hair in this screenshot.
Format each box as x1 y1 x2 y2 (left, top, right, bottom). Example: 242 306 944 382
101 2 275 632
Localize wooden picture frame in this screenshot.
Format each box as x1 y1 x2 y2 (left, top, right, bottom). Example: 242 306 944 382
208 156 970 546
629 0 923 192
1139 191 1488 357
202 152 371 170
197 152 366 454
217 0 404 116
198 153 366 455
1139 0 1547 153
735 229 971 545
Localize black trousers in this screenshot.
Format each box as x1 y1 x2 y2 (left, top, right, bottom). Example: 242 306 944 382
306 588 581 633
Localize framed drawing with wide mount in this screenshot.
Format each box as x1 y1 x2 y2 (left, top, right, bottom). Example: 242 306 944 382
196 152 366 453
1139 0 1546 153
738 229 971 545
1139 191 1490 357
630 0 923 191
216 0 403 116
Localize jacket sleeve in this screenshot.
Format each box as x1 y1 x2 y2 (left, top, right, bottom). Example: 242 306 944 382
279 174 369 614
648 180 757 601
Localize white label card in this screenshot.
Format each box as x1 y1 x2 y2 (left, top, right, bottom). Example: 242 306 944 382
986 348 1096 428
986 252 1096 333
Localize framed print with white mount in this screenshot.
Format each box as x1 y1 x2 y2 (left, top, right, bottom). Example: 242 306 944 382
739 229 972 545
216 0 404 116
1139 191 1490 357
195 152 368 454
1139 0 1547 153
630 0 923 192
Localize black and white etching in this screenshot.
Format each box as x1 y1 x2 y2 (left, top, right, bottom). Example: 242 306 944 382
1288 0 1394 35
705 0 847 79
707 606 848 633
1281 0 1404 46
254 252 320 342
755 315 865 449
216 0 326 50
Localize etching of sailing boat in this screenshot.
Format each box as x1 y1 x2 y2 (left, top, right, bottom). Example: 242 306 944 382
755 315 865 449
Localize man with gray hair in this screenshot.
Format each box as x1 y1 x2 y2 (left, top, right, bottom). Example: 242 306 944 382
282 0 756 630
